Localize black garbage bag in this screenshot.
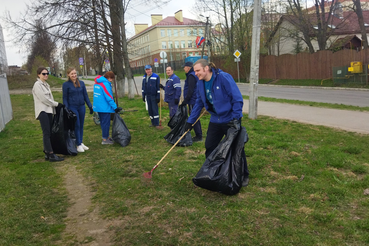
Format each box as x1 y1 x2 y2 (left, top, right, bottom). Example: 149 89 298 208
112 113 131 147
192 126 247 195
164 105 192 147
51 106 78 156
167 105 186 129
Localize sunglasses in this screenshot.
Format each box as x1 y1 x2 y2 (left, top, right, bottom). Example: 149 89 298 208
42 72 49 75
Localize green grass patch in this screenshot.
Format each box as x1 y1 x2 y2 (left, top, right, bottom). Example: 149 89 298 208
242 95 369 112
1 93 369 245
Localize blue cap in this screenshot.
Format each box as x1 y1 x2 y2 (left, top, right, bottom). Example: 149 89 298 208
145 65 152 69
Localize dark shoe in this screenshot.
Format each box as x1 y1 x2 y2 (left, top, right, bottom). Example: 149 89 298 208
242 176 249 187
192 136 203 142
48 153 64 162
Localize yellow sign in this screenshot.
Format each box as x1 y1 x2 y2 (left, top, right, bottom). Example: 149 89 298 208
80 65 83 69
233 50 241 58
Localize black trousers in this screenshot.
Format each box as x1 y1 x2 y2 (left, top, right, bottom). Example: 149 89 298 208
205 121 249 177
38 111 53 153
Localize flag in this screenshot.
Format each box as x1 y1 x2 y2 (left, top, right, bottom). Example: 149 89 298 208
196 36 205 48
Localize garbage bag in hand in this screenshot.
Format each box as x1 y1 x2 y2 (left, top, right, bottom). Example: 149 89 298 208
51 106 78 156
164 105 192 147
112 113 131 147
192 126 247 195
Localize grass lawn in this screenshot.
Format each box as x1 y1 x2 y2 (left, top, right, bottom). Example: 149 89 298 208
1 93 369 245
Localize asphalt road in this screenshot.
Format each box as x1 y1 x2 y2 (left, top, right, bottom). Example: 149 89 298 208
82 76 368 107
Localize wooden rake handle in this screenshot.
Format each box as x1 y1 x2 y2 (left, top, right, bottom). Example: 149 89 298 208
151 110 206 171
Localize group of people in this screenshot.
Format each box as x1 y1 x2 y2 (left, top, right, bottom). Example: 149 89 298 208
142 62 203 142
32 59 249 187
32 67 121 162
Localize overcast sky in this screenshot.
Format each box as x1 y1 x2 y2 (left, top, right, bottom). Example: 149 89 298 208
0 0 197 66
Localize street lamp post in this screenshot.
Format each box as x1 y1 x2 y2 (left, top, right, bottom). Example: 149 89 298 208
200 15 209 59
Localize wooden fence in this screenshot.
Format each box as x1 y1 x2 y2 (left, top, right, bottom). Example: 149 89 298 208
212 49 369 80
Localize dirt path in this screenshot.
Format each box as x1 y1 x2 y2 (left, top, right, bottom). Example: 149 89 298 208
55 164 120 245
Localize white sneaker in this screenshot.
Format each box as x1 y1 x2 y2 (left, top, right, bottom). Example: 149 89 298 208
77 145 85 153
81 143 89 150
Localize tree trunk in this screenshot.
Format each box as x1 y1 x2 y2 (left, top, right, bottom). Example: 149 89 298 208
109 0 125 98
92 0 102 74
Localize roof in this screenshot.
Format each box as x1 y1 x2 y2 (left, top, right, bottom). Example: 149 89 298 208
129 16 205 41
329 35 361 50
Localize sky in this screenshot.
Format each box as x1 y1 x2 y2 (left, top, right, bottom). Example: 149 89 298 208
0 0 198 67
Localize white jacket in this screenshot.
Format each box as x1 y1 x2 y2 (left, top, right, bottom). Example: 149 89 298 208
32 78 58 119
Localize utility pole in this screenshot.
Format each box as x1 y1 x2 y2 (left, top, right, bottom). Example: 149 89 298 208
201 16 209 59
207 20 211 62
249 0 262 119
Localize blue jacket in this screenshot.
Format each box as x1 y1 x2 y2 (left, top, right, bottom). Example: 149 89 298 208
183 67 199 105
92 75 117 113
188 68 243 124
62 80 92 109
163 74 181 103
142 73 160 98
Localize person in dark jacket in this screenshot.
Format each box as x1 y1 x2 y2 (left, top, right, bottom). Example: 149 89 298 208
142 65 161 129
62 67 93 153
159 66 181 118
93 71 122 145
180 61 202 142
185 59 249 187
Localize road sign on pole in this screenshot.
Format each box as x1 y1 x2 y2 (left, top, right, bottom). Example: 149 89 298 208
160 51 167 59
233 51 241 83
233 50 241 58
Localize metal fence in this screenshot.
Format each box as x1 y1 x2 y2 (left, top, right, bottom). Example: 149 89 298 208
0 74 13 132
130 59 185 76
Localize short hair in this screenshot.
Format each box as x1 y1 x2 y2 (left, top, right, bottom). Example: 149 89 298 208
166 66 173 71
37 67 48 75
194 59 217 70
104 71 115 80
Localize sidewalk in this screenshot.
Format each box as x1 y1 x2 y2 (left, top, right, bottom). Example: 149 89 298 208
243 100 369 135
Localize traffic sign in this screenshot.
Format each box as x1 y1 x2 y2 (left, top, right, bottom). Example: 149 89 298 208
79 57 84 65
154 62 159 67
234 58 240 62
160 51 167 59
160 59 168 63
233 50 241 58
154 58 158 62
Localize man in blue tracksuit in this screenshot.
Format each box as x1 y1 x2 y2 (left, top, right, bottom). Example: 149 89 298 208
159 66 181 118
142 65 161 128
185 59 249 187
180 61 202 142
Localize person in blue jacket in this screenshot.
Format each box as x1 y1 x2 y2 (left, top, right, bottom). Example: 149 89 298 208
62 67 93 153
185 59 249 187
93 71 122 145
142 65 161 128
159 66 181 118
180 61 202 142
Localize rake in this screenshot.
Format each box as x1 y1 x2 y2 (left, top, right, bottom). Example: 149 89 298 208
143 110 206 179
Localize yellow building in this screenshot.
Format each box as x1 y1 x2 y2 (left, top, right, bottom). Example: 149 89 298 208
128 10 207 68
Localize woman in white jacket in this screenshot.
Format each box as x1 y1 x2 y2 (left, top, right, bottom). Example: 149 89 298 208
32 67 64 162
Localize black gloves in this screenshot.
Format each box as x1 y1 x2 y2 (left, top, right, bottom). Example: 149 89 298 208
57 103 64 108
180 101 187 107
115 107 122 113
185 122 193 132
227 118 241 131
159 84 164 89
156 98 160 104
89 107 93 114
142 96 145 102
174 99 179 105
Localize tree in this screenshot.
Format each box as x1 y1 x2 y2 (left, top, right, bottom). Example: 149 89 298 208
352 0 368 49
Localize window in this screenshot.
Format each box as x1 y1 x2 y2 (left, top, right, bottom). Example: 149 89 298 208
161 29 165 37
175 41 179 48
182 52 187 59
188 40 192 48
173 29 178 37
195 52 199 56
199 29 204 36
167 29 172 37
193 29 197 36
189 52 193 56
168 41 173 49
180 29 184 36
162 41 167 49
176 53 180 60
187 29 191 36
181 40 185 48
